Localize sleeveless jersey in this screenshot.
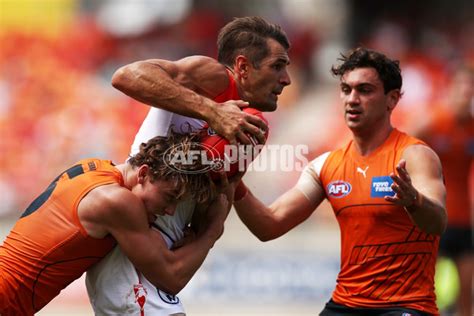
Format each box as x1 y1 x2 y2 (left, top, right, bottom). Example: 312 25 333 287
0 159 118 315
302 129 440 315
86 68 242 315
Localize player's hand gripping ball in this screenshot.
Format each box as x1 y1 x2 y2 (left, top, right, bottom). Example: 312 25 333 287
201 107 269 180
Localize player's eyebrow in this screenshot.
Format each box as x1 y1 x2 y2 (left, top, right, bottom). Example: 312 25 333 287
276 57 290 65
340 82 377 89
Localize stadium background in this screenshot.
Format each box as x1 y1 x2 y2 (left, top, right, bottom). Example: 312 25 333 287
0 0 472 315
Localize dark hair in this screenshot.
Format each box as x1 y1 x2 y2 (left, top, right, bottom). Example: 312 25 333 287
128 132 211 203
217 16 290 68
331 47 402 94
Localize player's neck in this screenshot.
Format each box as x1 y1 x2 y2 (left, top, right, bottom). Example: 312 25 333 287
115 163 135 189
352 124 393 156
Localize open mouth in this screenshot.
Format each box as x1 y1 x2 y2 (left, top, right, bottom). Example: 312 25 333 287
346 108 361 114
346 109 362 119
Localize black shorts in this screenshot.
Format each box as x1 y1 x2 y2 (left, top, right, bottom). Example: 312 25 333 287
319 299 430 316
439 226 473 259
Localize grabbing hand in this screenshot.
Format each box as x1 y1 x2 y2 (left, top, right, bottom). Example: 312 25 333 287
384 159 420 208
210 170 245 205
206 100 268 145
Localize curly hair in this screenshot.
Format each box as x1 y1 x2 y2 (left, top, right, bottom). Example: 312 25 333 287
331 47 402 94
217 16 290 68
128 132 212 203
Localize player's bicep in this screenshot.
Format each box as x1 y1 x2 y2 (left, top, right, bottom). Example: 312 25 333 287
103 195 170 271
115 226 170 270
403 145 446 206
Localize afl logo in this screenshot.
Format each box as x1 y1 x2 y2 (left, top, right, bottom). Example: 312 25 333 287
327 180 352 198
163 142 221 174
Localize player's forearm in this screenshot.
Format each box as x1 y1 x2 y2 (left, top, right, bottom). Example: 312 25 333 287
234 191 282 242
111 61 217 121
169 231 221 293
405 192 447 235
143 227 222 295
148 199 228 294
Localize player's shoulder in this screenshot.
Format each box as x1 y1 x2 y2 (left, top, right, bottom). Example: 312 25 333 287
402 143 442 173
175 56 227 75
392 129 426 147
143 56 225 77
403 143 439 161
177 55 221 65
86 183 140 219
173 56 230 97
77 182 137 235
306 151 332 177
312 151 332 165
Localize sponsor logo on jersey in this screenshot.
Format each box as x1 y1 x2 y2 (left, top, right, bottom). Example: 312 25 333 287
356 166 369 178
327 180 352 198
370 176 395 197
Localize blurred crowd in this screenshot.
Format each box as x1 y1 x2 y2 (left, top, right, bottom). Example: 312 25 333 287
0 27 147 215
1 0 473 219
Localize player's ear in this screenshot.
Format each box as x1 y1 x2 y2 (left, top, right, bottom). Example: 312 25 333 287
387 89 401 111
137 165 149 184
235 55 249 79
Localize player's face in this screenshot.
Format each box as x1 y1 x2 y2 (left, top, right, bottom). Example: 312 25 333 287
242 38 291 111
339 67 399 133
135 178 182 216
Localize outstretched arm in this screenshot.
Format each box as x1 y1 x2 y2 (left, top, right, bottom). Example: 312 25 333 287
385 144 447 235
234 186 320 241
112 56 267 144
234 165 325 241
